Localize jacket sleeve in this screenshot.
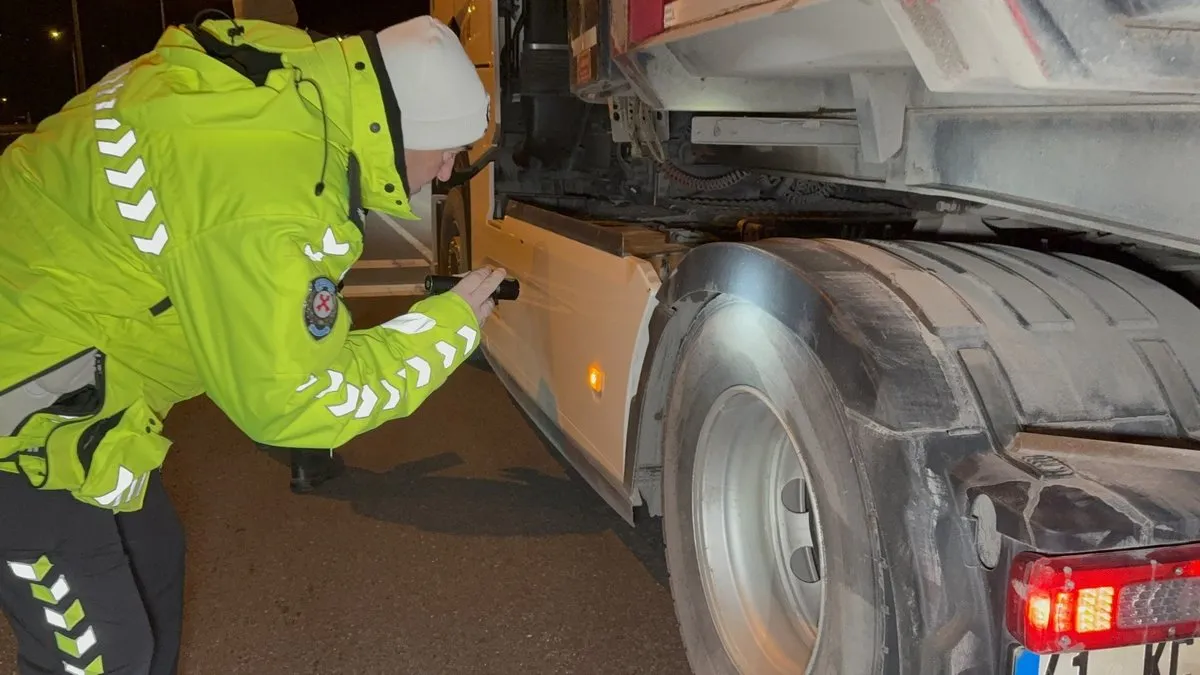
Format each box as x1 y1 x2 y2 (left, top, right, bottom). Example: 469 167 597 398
160 216 482 449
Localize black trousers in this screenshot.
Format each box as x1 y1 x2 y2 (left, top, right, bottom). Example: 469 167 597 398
0 470 184 675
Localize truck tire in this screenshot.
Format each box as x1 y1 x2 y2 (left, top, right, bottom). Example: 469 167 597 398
663 296 883 675
436 150 474 276
658 238 1200 674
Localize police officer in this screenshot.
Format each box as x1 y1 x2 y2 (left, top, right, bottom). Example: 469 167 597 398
0 13 499 675
234 0 346 494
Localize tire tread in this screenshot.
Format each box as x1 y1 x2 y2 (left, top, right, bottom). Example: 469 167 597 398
831 239 1200 440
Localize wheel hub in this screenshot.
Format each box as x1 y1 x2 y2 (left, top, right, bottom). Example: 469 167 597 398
693 386 824 674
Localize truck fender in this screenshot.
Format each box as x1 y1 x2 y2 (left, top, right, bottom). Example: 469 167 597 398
626 238 996 671
627 239 972 520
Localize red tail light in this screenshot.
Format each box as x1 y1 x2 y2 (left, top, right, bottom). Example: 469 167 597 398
1008 543 1200 653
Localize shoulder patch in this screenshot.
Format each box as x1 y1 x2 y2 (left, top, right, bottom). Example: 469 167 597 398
304 277 339 340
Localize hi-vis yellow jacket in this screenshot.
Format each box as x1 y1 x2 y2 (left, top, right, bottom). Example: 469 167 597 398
0 19 480 511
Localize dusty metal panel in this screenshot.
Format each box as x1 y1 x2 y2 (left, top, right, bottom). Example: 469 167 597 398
487 356 638 523
504 201 628 255
662 0 911 79
879 0 1200 94
691 116 860 147
903 104 1200 252
617 42 854 112
473 207 663 507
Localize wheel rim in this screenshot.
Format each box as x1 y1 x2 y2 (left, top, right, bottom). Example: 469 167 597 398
693 386 824 674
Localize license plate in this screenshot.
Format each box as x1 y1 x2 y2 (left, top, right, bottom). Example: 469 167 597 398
1014 640 1199 675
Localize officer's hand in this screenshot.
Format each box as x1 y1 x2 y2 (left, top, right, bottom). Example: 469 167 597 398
450 266 508 325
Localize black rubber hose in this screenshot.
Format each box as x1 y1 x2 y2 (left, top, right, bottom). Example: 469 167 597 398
658 160 749 192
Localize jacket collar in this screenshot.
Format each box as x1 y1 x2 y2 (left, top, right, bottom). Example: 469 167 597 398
158 20 418 220
339 32 417 220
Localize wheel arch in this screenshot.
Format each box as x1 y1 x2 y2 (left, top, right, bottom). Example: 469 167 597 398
625 237 994 671
627 239 981 517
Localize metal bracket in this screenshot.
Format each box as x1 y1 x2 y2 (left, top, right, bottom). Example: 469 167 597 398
433 145 499 193
850 71 910 164
610 97 668 144
691 116 860 147
969 494 1001 570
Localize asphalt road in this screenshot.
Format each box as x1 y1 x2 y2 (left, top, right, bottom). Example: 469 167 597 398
340 192 442 296
0 297 691 675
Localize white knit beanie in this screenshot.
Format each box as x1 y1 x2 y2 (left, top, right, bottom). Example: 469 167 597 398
376 16 490 151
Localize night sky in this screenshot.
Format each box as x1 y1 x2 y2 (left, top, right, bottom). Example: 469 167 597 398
0 0 426 124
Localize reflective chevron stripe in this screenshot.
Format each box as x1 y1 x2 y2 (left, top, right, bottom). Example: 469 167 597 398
116 191 157 222
327 384 360 417
355 384 378 418
380 379 401 410
104 158 145 189
91 466 150 509
94 66 172 257
299 322 480 417
31 576 71 604
383 312 436 335
8 556 53 583
44 599 85 630
433 341 455 368
97 130 136 157
303 226 352 262
64 656 106 675
56 626 97 658
405 356 432 388
315 370 344 398
457 326 478 353
296 374 319 392
7 556 105 675
63 653 106 672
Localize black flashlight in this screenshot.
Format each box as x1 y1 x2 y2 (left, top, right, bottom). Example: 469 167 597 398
424 275 521 302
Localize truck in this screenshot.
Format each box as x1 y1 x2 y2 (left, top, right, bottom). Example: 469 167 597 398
426 0 1200 673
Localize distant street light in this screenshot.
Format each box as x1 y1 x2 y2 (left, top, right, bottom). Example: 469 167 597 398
48 26 83 94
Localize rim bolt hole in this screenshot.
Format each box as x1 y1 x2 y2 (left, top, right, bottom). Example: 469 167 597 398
781 478 809 514
790 546 821 583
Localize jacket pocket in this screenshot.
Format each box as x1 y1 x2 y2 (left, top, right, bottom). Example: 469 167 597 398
37 398 171 512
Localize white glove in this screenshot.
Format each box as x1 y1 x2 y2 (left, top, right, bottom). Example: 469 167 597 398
450 266 508 325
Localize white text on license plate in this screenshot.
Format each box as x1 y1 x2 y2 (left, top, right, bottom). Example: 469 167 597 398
1014 640 1198 675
